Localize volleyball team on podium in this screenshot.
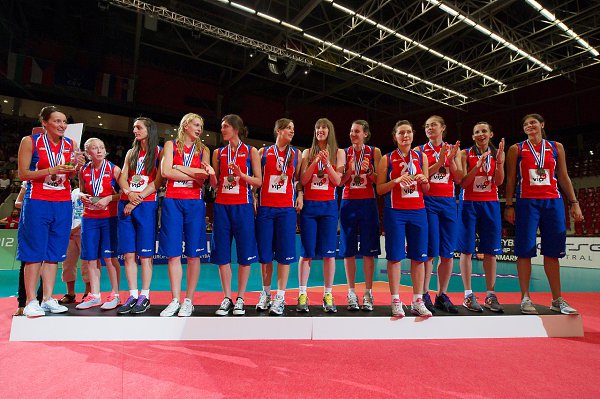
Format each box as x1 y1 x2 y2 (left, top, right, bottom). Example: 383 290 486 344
17 106 583 318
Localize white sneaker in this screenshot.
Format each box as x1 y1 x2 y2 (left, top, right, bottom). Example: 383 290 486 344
160 298 180 317
255 291 272 311
178 298 194 317
24 300 45 317
76 295 102 310
521 297 538 314
41 297 68 314
100 293 120 310
550 297 578 315
233 297 245 316
411 298 433 317
391 298 405 317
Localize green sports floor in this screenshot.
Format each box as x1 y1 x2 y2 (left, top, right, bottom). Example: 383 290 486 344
1 258 598 298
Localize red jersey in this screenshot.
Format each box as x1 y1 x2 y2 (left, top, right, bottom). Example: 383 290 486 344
4 216 19 229
259 145 300 208
419 142 454 197
341 145 376 200
516 139 560 199
304 154 337 202
384 149 425 210
119 146 161 202
26 133 75 201
461 147 499 201
215 142 253 205
81 160 118 218
165 140 204 200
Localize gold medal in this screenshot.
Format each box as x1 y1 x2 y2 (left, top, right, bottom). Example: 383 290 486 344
132 174 142 184
536 168 545 176
91 196 101 204
227 174 235 182
280 174 287 182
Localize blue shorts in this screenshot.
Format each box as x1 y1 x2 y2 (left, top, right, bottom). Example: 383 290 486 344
17 199 72 263
158 198 207 258
383 208 428 262
339 198 381 257
300 200 338 258
211 203 258 265
515 198 566 258
424 196 457 258
256 206 297 264
81 217 118 260
457 201 502 255
118 200 158 257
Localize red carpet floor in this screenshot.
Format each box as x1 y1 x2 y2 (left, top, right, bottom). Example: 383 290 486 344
2 289 600 399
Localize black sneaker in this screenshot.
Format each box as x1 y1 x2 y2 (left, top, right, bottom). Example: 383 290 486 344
130 295 150 314
215 297 234 316
117 295 138 314
422 292 436 314
435 293 458 314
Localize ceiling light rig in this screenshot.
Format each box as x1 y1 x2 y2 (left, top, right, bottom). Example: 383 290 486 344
524 0 599 57
426 0 553 72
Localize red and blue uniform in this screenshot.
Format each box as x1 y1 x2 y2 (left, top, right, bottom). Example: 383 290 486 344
419 142 457 259
256 145 301 264
457 147 502 255
211 142 258 265
383 149 428 262
159 141 208 258
118 146 161 256
339 145 380 257
17 133 74 263
514 139 565 258
300 153 339 259
80 160 119 260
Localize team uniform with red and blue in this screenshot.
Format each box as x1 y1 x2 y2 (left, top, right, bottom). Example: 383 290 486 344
514 139 565 258
339 145 381 258
457 147 502 255
80 160 119 260
383 149 428 262
17 133 75 263
255 145 301 264
118 146 161 256
419 142 457 259
300 155 339 259
211 143 258 265
158 141 208 258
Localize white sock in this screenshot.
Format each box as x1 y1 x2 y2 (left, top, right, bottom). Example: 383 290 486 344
183 298 191 304
464 289 473 298
348 288 356 294
92 293 101 299
413 294 423 302
299 286 307 294
277 290 285 298
141 290 150 299
324 287 332 294
129 290 138 298
263 286 271 295
522 296 531 302
391 294 400 301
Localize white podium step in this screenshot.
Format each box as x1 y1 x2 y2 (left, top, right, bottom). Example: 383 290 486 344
9 304 583 341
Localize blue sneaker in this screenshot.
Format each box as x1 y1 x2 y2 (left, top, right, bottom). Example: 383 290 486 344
422 292 436 314
435 292 458 314
117 296 138 314
130 295 150 314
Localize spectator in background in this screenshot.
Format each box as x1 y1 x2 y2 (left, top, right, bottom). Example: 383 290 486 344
0 208 20 229
0 173 10 190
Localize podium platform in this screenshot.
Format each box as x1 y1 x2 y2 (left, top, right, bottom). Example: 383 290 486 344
9 303 583 341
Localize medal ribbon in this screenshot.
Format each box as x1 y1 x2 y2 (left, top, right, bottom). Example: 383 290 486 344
183 144 196 167
135 152 145 175
526 139 546 170
397 149 415 175
474 146 491 174
91 160 107 196
274 145 291 176
227 141 242 174
42 134 65 169
427 141 445 167
354 145 366 176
